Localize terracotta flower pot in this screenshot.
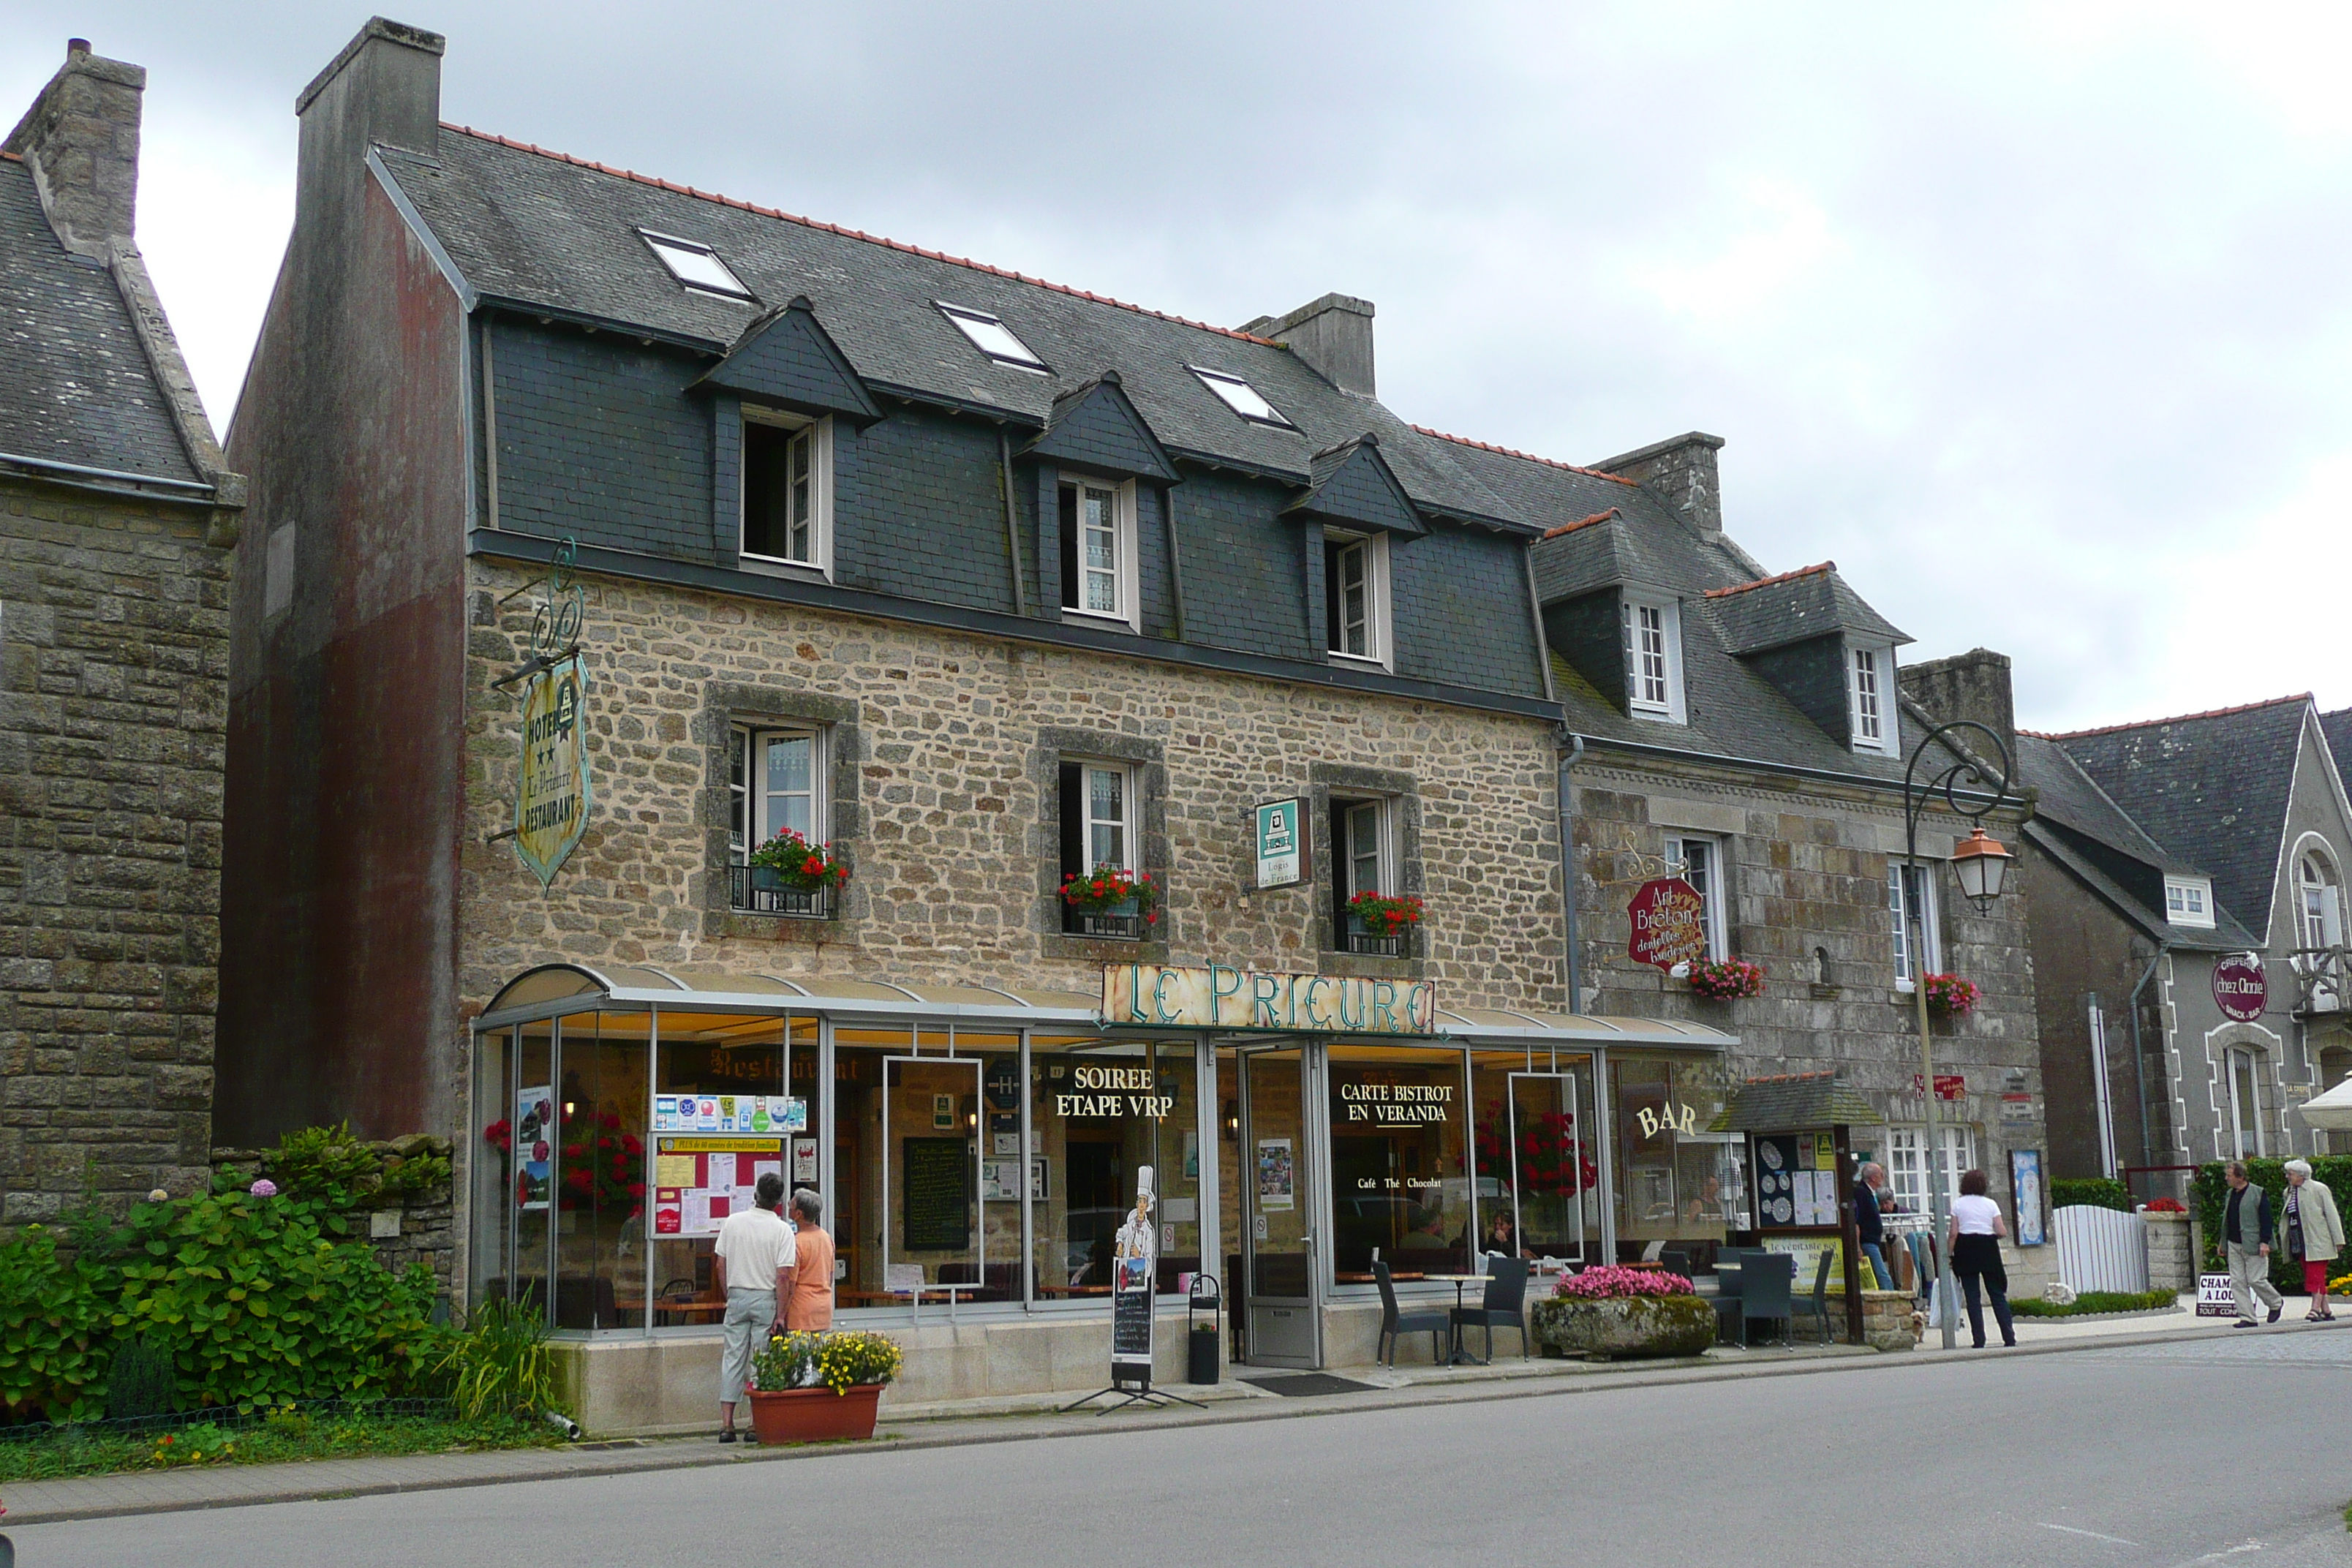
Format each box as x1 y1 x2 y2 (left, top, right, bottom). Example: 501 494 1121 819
746 1384 883 1445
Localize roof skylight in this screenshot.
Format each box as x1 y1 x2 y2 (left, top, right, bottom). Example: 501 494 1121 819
936 303 1047 372
1191 366 1291 427
638 229 754 299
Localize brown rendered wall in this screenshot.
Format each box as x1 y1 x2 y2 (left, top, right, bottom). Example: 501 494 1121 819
216 132 468 1145
0 477 230 1218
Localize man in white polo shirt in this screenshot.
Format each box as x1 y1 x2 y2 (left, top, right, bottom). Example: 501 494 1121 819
714 1171 796 1441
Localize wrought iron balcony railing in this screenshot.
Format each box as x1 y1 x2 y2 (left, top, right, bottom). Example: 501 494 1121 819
1062 904 1143 940
729 865 834 919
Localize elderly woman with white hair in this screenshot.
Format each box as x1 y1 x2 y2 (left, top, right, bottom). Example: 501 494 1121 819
2283 1159 2343 1322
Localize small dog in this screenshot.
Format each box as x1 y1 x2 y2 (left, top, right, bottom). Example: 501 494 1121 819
1908 1309 1929 1346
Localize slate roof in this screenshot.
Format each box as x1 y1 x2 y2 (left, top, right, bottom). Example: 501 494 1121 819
2020 817 2256 952
1704 562 1908 657
2321 708 2352 798
2013 733 2195 876
2046 696 2313 942
1711 1072 1882 1131
0 154 197 483
378 129 1568 534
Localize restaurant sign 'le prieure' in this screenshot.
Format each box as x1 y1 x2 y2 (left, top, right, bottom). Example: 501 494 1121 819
1099 964 1439 1036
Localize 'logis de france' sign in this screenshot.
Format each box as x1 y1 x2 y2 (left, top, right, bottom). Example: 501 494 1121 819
2213 955 2267 1022
1627 877 1707 970
1101 964 1437 1036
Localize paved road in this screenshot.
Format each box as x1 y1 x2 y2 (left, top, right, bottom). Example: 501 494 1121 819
15 1330 2352 1567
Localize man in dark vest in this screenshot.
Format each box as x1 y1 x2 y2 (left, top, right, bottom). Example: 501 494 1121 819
2223 1161 2285 1327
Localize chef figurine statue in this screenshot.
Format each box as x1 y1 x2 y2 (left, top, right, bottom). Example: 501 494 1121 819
1114 1166 1158 1278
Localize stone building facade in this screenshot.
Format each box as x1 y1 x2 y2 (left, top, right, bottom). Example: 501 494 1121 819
0 41 242 1221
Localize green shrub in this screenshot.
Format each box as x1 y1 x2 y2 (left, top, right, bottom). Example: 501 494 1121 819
2011 1287 2179 1316
2193 1158 2352 1298
0 1226 108 1423
105 1333 176 1420
2051 1177 2133 1213
437 1298 557 1420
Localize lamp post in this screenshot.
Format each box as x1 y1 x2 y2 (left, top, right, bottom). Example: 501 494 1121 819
1901 721 2017 1350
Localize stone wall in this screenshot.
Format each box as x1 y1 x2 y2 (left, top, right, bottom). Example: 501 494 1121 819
0 477 230 1222
455 558 1567 1009
2144 1210 2195 1292
211 1137 458 1292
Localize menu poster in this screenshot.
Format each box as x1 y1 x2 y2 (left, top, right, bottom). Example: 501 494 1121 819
1256 1138 1294 1213
902 1137 971 1251
791 1137 818 1184
515 1085 554 1212
649 1135 785 1237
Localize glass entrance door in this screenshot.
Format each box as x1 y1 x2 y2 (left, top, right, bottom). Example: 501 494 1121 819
1507 1068 1597 1264
1238 1045 1321 1368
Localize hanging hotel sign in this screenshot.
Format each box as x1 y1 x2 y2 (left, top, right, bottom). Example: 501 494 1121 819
2212 954 2266 1022
1626 877 1706 970
498 538 592 889
1100 963 1438 1036
1254 797 1309 890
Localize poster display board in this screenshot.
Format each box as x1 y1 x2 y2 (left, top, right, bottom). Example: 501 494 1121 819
1256 1137 1294 1212
651 1094 804 1134
1112 1167 1158 1384
651 1135 784 1237
515 1085 554 1211
2010 1149 2046 1246
902 1137 970 1251
1752 1133 1839 1230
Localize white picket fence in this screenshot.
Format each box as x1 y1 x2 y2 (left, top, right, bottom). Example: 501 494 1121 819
2053 1205 2149 1294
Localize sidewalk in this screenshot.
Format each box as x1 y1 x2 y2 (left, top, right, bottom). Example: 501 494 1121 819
3 1295 2334 1527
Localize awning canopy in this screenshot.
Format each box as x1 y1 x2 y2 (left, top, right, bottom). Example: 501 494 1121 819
478 962 1736 1049
2300 1073 2352 1132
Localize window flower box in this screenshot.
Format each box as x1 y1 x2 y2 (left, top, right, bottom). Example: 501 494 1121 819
1923 972 1980 1016
1061 865 1158 940
1684 956 1765 1000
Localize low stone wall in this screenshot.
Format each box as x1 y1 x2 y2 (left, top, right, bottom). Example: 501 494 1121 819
1823 1288 1918 1351
210 1137 456 1296
2144 1212 2195 1292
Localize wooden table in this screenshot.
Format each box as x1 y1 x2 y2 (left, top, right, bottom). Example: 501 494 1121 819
1036 1284 1112 1298
654 1295 727 1326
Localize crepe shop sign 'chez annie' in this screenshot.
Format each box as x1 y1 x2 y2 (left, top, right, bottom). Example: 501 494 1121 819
1101 964 1439 1036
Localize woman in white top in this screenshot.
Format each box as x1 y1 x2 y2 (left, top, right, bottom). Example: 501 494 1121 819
1945 1168 2016 1349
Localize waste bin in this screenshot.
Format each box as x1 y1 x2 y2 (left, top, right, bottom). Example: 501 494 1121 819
1187 1274 1221 1384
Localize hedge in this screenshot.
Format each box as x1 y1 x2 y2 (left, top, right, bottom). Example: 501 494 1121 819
2050 1177 2133 1213
2192 1157 2352 1299
2011 1287 2179 1317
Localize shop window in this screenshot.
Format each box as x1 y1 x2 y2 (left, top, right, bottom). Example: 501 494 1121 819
1671 836 1728 960
1885 1124 1976 1211
1327 1045 1471 1278
1058 478 1138 630
2225 1047 2265 1159
1889 861 1940 988
1324 531 1392 668
1330 796 1402 954
1469 1049 1601 1264
1028 1036 1200 1300
1058 759 1143 938
740 410 831 571
1608 1054 1736 1271
729 725 831 916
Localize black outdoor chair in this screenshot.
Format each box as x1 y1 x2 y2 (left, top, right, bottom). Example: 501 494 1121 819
1659 1248 1691 1278
1450 1256 1531 1362
1790 1251 1837 1344
1374 1260 1453 1367
1710 1256 1745 1344
1738 1253 1795 1348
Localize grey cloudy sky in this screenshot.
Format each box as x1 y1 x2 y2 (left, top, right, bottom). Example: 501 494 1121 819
7 2 2345 731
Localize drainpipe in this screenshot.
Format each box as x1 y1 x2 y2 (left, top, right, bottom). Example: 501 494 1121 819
1558 729 1586 1010
2127 945 2165 1183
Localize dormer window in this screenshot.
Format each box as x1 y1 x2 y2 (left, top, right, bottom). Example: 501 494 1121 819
1850 644 1896 754
1190 366 1293 429
1324 531 1392 669
1619 596 1686 723
2164 876 2215 929
638 230 754 300
937 303 1047 372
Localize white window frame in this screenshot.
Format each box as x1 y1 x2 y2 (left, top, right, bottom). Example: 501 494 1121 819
1619 595 1686 723
1071 760 1138 875
2300 853 2343 949
637 228 755 300
936 301 1047 373
1671 836 1729 960
739 410 832 574
1889 859 1942 990
2224 1046 2264 1158
729 724 828 863
2163 875 2215 929
1336 796 1398 902
1849 644 1896 754
1325 529 1393 671
1188 365 1294 429
1059 477 1140 633
1886 1124 1977 1210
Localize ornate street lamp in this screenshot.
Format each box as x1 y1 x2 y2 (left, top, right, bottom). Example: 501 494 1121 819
1901 722 2018 1350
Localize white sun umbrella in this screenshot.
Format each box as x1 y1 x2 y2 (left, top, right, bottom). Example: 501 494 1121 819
2299 1074 2352 1132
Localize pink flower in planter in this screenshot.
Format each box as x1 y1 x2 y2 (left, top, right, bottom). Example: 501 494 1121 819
249 1177 279 1197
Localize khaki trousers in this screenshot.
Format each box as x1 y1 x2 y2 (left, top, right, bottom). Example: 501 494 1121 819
2227 1240 2283 1322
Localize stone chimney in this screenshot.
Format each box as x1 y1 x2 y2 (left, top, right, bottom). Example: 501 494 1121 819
1240 293 1376 396
1899 647 2016 761
1592 431 1726 540
295 18 444 167
4 39 146 259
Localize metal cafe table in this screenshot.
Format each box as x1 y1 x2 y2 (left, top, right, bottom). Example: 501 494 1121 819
1425 1273 1491 1364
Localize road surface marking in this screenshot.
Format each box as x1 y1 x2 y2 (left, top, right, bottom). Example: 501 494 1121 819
2040 1523 2141 1547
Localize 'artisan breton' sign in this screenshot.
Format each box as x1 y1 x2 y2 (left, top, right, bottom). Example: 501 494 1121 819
1101 964 1439 1036
1626 877 1706 970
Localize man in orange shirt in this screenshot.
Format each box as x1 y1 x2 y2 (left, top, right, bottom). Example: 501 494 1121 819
785 1188 837 1330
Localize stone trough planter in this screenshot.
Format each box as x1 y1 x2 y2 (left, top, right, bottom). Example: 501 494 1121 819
1531 1293 1716 1360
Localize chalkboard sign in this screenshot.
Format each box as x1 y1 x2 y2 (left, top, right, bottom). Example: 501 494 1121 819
1112 1272 1153 1362
902 1137 970 1251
